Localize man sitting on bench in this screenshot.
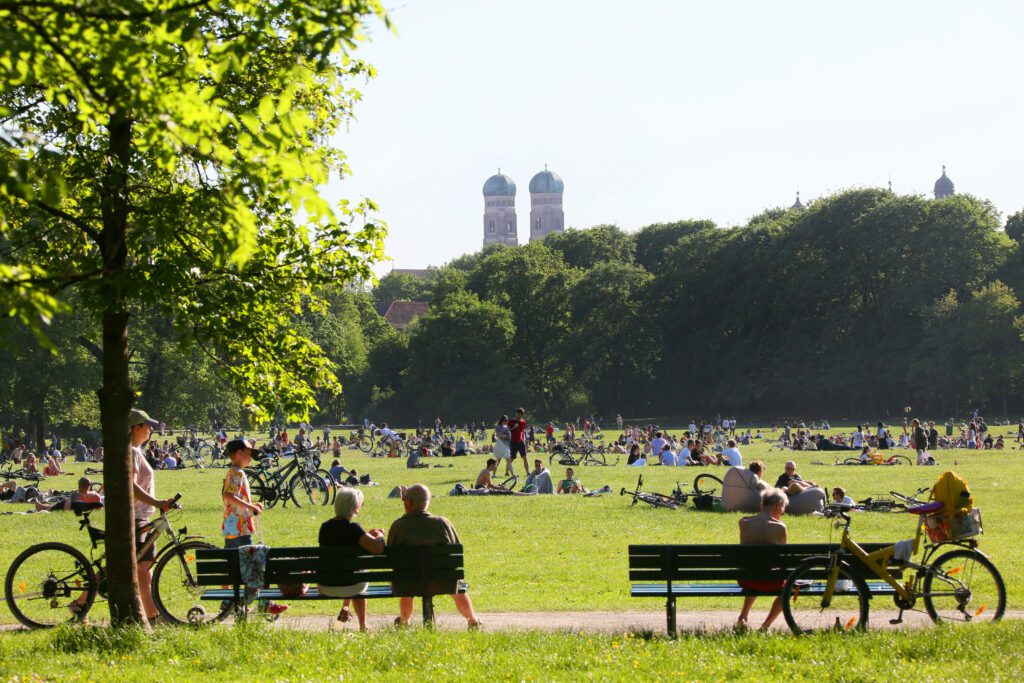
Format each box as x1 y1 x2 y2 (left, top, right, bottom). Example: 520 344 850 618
736 487 789 632
389 484 481 629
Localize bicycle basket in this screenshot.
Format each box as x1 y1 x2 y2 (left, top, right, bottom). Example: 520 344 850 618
925 508 982 543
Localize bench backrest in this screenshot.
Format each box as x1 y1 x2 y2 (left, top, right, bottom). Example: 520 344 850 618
628 543 892 582
195 545 464 592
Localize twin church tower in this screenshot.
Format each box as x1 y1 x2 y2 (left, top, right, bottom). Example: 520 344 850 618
482 167 565 247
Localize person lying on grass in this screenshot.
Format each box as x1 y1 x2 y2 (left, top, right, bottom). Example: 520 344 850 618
474 459 509 491
33 477 103 514
557 468 581 494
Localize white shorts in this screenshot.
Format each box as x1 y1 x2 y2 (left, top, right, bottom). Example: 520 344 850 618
318 582 368 598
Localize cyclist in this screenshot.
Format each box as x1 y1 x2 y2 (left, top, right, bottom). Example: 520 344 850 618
376 423 400 457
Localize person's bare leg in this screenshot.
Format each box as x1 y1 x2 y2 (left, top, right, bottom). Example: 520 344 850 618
138 561 157 620
352 597 367 631
452 593 480 625
397 597 414 625
759 596 784 631
737 595 757 627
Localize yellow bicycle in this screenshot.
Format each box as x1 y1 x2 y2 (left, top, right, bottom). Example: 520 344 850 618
781 501 1005 633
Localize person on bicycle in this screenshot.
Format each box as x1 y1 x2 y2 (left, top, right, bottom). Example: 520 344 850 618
376 423 400 457
128 409 179 624
736 487 789 632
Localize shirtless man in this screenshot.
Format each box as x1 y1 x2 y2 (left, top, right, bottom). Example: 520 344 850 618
474 459 508 491
736 487 789 631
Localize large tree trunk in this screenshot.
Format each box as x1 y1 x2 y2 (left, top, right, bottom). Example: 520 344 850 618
98 108 146 627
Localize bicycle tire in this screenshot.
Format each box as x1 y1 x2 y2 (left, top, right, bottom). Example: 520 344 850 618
314 469 337 504
196 444 214 465
357 435 373 453
923 549 1005 624
888 455 913 466
289 472 330 508
693 473 723 495
584 452 607 466
781 557 870 635
843 457 863 466
499 475 519 491
5 542 98 629
153 540 234 625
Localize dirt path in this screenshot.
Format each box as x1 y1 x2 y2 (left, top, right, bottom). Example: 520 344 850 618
3 609 1020 634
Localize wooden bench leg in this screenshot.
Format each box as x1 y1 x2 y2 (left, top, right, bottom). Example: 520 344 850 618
666 597 677 637
422 595 435 626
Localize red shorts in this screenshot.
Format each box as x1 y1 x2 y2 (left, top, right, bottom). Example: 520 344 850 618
738 579 786 592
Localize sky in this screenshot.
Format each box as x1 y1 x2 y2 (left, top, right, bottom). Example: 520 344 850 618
326 0 1024 273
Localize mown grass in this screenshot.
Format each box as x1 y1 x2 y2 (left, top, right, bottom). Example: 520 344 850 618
1 424 1020 623
1 621 1023 681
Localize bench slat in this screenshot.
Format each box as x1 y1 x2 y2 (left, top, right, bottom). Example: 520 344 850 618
630 581 897 597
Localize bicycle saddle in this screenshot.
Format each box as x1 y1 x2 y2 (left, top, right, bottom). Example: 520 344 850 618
905 501 943 515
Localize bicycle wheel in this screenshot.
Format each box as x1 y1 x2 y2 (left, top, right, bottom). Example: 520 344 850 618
923 549 1005 624
357 435 373 453
888 455 913 466
289 472 330 508
843 457 863 466
315 469 337 504
196 444 214 465
781 557 870 635
499 475 519 491
5 542 98 629
153 540 234 625
693 473 723 495
584 451 606 466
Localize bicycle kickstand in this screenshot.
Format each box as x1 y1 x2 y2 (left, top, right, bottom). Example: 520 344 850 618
889 609 905 625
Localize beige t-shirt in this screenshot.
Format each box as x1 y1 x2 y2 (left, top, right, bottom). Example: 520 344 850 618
132 446 155 521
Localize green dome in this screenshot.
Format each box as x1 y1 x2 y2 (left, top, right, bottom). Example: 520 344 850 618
529 169 564 194
483 173 516 196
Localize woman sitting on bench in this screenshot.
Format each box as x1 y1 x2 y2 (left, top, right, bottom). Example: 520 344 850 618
736 487 788 632
318 487 385 631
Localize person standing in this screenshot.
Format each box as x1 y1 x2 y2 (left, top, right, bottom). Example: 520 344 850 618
127 409 178 624
508 408 529 475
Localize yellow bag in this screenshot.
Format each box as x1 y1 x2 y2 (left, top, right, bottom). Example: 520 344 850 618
929 471 973 519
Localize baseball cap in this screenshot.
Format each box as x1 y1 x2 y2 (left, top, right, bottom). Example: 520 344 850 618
226 438 258 454
128 409 160 429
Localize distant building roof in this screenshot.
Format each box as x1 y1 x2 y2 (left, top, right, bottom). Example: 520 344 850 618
934 165 955 199
791 191 804 210
378 300 429 330
483 172 517 197
529 167 564 194
390 268 431 280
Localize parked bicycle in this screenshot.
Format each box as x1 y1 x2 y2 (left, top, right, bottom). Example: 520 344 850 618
781 502 1005 633
246 446 332 509
4 493 232 627
620 475 679 510
856 487 930 513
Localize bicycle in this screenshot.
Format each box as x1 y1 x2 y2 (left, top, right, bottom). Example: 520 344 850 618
247 446 331 509
348 428 374 453
4 494 233 627
780 502 1005 634
857 487 930 513
620 475 679 510
692 472 723 495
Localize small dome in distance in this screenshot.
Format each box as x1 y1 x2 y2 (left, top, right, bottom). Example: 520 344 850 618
483 170 516 197
791 191 804 210
934 165 955 199
529 166 564 194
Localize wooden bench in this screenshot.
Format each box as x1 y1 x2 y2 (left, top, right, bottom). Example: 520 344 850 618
628 543 899 635
196 545 466 623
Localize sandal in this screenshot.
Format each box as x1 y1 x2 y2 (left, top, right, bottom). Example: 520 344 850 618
468 620 483 630
393 616 407 629
337 607 351 623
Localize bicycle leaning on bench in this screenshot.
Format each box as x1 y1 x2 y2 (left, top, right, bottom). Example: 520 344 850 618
4 493 233 628
780 501 1005 634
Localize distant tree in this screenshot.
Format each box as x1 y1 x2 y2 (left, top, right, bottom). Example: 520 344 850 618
373 271 432 303
543 225 635 269
635 219 716 271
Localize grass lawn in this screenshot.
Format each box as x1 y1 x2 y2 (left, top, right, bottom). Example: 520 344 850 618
1 621 1023 681
1 423 1020 623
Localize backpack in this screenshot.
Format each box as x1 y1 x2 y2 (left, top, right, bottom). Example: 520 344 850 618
929 471 973 519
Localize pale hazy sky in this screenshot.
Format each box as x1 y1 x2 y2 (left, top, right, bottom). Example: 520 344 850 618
327 0 1024 273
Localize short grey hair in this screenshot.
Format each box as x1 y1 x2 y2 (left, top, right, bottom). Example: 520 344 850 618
761 487 789 511
334 486 364 519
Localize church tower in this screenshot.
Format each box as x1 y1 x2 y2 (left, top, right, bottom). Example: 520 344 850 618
934 165 955 199
528 166 565 242
482 170 518 247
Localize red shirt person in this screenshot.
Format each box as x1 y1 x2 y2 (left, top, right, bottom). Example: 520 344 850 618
507 407 529 475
